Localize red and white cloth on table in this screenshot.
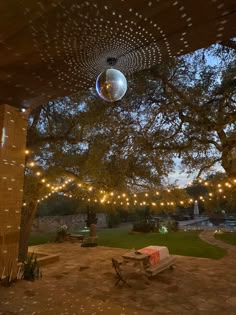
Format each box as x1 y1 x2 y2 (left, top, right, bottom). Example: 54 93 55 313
138 245 169 266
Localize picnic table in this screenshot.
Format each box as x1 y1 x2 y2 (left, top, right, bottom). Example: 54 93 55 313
122 251 149 269
122 245 176 276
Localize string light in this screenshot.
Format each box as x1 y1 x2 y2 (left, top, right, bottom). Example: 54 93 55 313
37 177 236 208
24 153 235 208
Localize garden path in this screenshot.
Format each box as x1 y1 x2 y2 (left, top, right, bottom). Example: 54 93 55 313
199 230 236 254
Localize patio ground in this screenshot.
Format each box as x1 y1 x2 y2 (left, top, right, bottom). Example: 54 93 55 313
1 231 236 315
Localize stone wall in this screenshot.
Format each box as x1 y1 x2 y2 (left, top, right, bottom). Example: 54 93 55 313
0 105 28 280
32 213 107 233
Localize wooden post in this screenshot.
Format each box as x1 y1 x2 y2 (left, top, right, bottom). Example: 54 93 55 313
0 104 28 280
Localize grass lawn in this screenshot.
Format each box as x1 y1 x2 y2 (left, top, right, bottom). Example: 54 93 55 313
96 225 225 259
29 232 55 246
215 232 236 246
29 225 226 259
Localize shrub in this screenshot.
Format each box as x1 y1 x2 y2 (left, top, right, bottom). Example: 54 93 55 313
0 263 17 287
55 224 69 242
21 253 42 281
107 213 121 228
132 221 152 233
168 220 179 232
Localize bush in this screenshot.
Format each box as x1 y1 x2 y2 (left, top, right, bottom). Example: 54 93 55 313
0 262 17 287
132 219 178 233
168 220 179 232
107 213 121 228
55 224 69 242
21 253 42 281
132 221 152 233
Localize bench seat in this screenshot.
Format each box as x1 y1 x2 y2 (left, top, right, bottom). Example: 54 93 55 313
145 255 176 276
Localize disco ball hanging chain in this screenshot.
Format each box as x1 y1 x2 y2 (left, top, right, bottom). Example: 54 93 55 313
95 57 127 102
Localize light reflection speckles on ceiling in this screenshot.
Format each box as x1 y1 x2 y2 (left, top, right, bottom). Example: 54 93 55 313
0 0 235 108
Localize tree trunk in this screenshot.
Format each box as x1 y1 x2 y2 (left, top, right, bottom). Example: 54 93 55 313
221 150 236 178
18 200 38 262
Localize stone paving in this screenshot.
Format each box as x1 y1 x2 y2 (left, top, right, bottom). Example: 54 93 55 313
1 232 236 315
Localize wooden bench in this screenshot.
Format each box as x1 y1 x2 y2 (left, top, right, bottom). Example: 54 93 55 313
145 256 176 277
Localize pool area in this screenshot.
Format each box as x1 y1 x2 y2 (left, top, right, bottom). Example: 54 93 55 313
179 217 236 231
224 220 236 227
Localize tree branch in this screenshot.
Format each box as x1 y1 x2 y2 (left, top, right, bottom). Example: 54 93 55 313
196 158 222 178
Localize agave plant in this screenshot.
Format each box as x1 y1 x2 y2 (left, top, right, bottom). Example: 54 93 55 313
22 253 42 281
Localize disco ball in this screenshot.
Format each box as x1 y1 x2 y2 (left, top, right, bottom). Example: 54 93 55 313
96 68 127 102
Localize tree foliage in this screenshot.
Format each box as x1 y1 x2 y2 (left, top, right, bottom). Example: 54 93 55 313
37 194 81 216
19 42 236 259
130 44 236 178
27 43 235 191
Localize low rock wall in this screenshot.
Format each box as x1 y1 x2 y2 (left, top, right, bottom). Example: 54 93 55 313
32 213 107 232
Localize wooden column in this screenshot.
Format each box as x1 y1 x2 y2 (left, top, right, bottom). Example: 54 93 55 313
0 104 28 280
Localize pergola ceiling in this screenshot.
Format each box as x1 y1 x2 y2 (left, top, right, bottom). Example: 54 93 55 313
0 0 235 110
